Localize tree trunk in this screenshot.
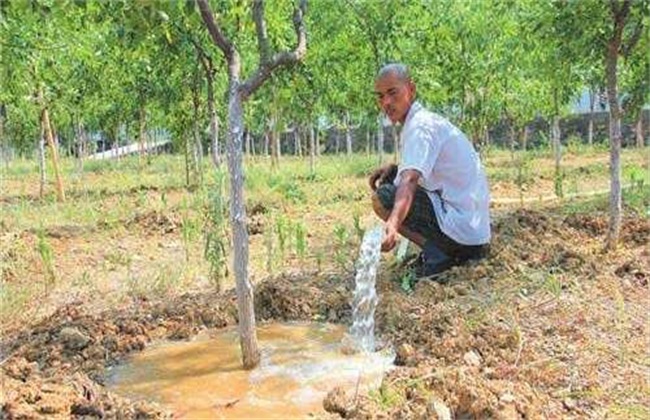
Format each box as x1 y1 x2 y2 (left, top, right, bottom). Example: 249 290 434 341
269 118 279 169
264 132 269 156
636 114 644 147
38 124 46 199
509 123 517 155
522 125 529 151
365 127 370 156
295 127 302 157
207 70 221 168
604 41 623 250
552 116 562 198
192 70 204 186
335 128 340 155
588 88 595 146
138 105 147 167
41 107 65 202
345 113 352 156
483 126 490 148
184 134 191 188
309 124 315 174
197 0 307 370
74 118 87 177
227 82 260 369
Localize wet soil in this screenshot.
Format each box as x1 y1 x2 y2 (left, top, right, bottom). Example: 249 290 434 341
1 209 648 418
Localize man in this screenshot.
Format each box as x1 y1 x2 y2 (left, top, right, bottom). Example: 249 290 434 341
370 63 491 277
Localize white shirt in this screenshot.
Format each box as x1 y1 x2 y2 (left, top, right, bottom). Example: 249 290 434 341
394 101 491 245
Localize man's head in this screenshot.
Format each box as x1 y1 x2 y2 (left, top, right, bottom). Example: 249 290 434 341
374 63 416 124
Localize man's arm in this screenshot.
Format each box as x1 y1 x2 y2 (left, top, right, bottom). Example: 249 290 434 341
382 169 420 251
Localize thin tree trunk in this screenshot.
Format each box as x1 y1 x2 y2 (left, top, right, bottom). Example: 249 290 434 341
635 114 643 147
245 129 250 156
522 125 529 151
227 83 260 369
295 127 302 157
264 132 269 156
315 128 320 156
138 105 147 167
335 128 340 155
38 124 46 199
192 69 204 186
366 127 370 156
509 123 517 155
184 134 191 188
197 0 307 370
588 88 596 146
269 118 279 169
249 130 256 156
552 116 562 198
605 40 623 250
345 113 352 156
74 118 86 177
309 124 315 174
207 71 220 168
41 107 65 202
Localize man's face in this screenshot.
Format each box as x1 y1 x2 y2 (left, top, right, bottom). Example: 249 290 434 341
374 72 416 124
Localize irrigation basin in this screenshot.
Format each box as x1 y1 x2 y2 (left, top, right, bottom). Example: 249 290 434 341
106 322 394 418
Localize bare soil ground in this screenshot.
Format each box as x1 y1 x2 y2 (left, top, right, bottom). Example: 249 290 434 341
2 207 648 419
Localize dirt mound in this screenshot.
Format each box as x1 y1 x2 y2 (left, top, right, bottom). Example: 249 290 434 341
1 209 647 419
1 292 236 418
564 212 650 246
255 272 352 322
125 210 182 234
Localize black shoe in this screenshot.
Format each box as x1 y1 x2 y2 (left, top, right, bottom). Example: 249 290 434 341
416 241 456 277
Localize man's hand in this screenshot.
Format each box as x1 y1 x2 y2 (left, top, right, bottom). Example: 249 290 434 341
368 164 398 191
381 222 398 252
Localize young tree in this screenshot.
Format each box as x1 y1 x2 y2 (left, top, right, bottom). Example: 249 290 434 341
197 0 307 369
602 0 646 249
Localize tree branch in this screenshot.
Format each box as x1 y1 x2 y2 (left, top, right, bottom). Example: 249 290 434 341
196 0 235 60
252 0 272 65
240 0 307 100
621 13 645 58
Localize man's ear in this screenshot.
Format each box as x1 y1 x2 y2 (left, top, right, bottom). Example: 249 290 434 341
408 81 417 100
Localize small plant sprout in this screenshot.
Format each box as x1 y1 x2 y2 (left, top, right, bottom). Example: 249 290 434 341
294 222 307 261
333 223 351 270
204 171 229 291
276 215 289 260
352 213 365 241
36 229 56 288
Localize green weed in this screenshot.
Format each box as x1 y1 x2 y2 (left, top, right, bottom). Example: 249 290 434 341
352 213 365 241
294 222 307 261
276 215 289 258
544 273 562 298
204 171 229 291
35 229 56 287
368 384 405 410
333 223 351 271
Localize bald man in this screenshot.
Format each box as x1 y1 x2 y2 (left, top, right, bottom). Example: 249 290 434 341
370 63 491 278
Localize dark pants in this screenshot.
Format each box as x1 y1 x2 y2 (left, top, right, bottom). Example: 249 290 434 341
375 183 488 261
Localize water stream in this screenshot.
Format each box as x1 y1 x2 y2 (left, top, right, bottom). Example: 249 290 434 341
348 225 383 353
